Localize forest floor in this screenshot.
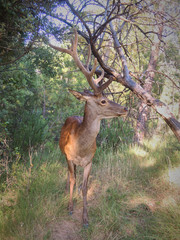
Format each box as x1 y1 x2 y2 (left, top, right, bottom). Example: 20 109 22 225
49 191 91 240
49 173 102 240
50 207 83 240
47 175 180 240
0 134 180 240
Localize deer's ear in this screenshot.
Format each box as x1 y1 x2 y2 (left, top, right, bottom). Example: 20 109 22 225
68 89 91 101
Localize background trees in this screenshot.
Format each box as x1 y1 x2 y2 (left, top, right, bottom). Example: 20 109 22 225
0 0 179 182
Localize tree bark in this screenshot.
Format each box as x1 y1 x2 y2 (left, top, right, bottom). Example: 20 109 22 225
135 23 163 143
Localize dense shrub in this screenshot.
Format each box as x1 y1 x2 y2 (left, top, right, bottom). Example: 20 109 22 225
97 118 134 150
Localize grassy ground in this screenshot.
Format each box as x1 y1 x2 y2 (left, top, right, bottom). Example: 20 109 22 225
0 134 180 240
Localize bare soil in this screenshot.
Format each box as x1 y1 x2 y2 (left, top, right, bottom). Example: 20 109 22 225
50 207 83 240
49 180 100 240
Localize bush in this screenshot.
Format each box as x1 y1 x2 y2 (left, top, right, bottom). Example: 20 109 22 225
13 110 49 155
97 118 134 150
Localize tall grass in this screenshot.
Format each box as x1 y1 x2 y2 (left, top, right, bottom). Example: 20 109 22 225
0 133 179 240
0 147 68 240
86 135 180 240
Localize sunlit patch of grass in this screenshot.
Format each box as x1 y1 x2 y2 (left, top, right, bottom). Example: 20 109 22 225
85 135 180 240
130 146 148 157
146 134 162 150
129 194 156 212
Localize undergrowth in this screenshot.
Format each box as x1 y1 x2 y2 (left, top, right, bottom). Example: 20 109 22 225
0 134 179 240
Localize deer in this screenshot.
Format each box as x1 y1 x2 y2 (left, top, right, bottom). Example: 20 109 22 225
49 30 128 227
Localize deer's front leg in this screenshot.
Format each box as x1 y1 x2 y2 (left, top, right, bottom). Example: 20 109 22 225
82 162 92 226
67 160 76 214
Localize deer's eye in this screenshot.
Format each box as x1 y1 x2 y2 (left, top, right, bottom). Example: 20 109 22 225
101 99 107 105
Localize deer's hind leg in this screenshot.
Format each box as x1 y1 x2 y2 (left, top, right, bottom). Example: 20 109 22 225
67 160 76 214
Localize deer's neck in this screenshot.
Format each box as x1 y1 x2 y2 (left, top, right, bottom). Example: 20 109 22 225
80 102 101 139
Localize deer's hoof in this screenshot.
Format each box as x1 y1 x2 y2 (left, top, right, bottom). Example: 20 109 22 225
83 223 89 228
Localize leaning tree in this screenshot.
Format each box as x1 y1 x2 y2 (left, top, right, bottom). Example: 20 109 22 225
42 0 180 142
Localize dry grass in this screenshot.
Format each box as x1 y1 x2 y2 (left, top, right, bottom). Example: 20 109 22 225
0 135 179 240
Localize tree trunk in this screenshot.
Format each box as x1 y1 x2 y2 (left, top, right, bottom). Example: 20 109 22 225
135 103 148 143
135 23 163 143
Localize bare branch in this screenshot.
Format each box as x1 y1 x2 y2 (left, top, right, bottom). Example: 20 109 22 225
146 70 180 89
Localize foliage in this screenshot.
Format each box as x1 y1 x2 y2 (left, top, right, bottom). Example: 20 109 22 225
13 110 48 154
0 0 36 64
0 0 66 65
0 122 20 187
0 39 90 185
97 118 134 150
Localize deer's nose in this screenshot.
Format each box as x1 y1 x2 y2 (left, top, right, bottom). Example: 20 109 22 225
124 107 128 111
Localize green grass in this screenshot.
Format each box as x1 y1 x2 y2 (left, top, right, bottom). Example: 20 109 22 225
0 147 68 240
83 135 180 240
0 134 180 240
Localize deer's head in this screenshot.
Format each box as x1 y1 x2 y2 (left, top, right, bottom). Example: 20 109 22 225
69 89 128 120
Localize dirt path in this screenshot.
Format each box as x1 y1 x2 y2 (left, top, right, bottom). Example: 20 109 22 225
49 180 99 240
50 207 83 240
